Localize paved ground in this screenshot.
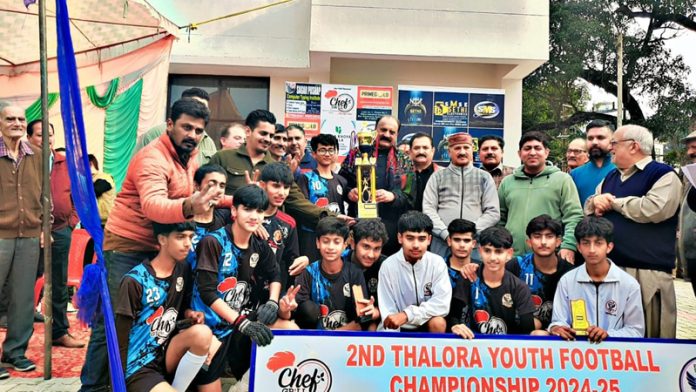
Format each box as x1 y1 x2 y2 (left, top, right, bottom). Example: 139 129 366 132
1 279 694 391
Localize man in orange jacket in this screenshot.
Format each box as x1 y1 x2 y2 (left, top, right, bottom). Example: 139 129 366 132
80 98 219 392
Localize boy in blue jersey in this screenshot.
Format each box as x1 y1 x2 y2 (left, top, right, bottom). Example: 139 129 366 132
507 215 574 333
190 185 283 388
296 134 348 262
448 226 536 338
115 221 212 392
259 162 308 291
188 164 230 270
343 219 388 330
295 217 374 330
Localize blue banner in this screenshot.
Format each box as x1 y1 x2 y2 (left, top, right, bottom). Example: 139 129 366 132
252 330 696 392
55 0 125 390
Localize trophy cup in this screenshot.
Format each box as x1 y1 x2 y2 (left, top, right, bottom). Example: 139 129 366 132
570 299 590 336
355 129 378 218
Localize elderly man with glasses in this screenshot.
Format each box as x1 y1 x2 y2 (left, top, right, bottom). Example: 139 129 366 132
585 125 682 339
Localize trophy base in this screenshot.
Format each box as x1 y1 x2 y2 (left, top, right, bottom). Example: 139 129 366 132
358 202 378 219
574 330 588 336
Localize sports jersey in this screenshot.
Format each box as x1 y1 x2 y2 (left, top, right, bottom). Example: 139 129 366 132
296 170 348 261
296 170 347 217
342 249 385 306
505 253 575 328
191 225 280 338
449 269 535 335
295 260 367 330
115 260 190 379
263 210 299 290
187 209 230 270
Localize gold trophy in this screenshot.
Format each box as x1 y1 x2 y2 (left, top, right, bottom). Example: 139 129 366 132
570 299 590 336
355 129 378 218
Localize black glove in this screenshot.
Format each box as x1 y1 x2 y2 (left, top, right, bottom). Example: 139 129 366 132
235 316 274 346
257 299 279 325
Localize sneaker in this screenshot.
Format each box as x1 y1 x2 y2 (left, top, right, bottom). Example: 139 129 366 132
1 356 36 372
0 366 9 380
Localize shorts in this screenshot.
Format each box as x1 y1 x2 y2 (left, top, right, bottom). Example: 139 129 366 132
191 332 235 386
126 357 172 392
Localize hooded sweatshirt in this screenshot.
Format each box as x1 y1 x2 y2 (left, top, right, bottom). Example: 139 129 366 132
498 164 583 256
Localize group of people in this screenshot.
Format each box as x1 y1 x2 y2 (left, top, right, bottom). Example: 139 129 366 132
1 88 695 391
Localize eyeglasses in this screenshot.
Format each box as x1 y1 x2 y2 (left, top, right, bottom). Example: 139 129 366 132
316 148 336 155
610 138 635 147
566 149 587 155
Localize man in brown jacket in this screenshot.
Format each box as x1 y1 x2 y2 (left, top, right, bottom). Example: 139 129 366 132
0 103 43 378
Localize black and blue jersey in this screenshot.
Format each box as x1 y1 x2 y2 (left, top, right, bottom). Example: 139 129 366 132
295 260 367 330
506 253 574 328
191 225 279 339
115 260 190 380
448 269 535 335
187 209 230 270
263 210 299 291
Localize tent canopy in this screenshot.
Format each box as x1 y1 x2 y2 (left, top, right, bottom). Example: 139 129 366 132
0 0 178 74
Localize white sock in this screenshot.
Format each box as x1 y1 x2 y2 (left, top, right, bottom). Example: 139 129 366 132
171 350 207 392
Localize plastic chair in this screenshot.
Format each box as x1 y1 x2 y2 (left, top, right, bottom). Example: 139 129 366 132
34 228 96 309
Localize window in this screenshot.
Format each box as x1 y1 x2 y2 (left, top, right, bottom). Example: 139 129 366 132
168 75 270 148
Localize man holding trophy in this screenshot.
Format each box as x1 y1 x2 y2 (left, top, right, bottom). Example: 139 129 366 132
340 116 411 255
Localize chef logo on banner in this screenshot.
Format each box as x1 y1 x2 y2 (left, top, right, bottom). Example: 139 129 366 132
266 351 332 392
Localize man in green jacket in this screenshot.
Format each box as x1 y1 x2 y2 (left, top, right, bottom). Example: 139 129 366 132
209 109 340 230
498 131 583 263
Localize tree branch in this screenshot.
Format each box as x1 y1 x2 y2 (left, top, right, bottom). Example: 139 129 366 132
580 68 645 121
526 111 617 132
615 5 696 32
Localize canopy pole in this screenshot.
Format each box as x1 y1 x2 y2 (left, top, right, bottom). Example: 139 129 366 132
39 0 53 380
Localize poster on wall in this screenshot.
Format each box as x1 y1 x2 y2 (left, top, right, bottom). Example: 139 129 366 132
398 85 505 166
285 82 393 156
285 82 322 137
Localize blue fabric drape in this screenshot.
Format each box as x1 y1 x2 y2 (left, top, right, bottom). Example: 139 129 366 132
55 0 126 390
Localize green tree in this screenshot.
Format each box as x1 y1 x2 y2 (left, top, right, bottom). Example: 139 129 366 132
524 0 696 145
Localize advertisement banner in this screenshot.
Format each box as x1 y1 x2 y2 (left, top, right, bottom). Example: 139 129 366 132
285 82 322 138
398 86 504 166
252 330 696 392
284 82 393 151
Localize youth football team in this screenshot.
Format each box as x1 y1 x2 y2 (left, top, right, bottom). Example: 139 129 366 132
117 166 644 392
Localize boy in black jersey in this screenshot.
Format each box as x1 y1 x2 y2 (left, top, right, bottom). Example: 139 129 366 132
445 219 478 289
259 162 307 290
116 222 212 392
296 134 349 262
343 219 388 330
188 165 231 269
190 185 283 388
295 217 374 330
448 226 535 338
506 215 574 333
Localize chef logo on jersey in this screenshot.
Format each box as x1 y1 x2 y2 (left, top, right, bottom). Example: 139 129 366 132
319 304 348 330
474 310 507 335
175 277 184 292
146 306 178 344
267 351 333 392
217 277 250 311
605 299 617 316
